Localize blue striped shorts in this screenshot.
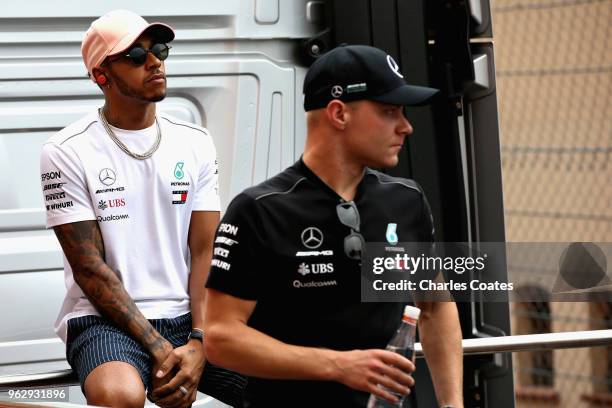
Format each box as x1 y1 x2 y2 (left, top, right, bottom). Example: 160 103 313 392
66 313 247 407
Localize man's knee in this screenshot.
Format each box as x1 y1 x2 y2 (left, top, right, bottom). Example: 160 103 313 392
84 361 146 408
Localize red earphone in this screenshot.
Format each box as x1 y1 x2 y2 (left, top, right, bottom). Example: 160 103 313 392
95 74 108 85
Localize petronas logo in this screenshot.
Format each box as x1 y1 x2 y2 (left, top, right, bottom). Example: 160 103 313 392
386 223 398 245
174 162 185 179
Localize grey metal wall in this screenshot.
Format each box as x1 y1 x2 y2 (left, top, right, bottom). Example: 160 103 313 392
0 0 319 403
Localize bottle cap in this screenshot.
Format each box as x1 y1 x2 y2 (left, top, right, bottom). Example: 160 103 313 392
403 305 421 320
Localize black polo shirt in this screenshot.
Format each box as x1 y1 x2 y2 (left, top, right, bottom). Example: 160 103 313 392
207 159 434 407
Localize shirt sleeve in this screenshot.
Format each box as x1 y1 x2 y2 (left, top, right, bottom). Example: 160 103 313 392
206 193 264 300
417 189 441 284
418 191 435 243
191 133 220 211
40 142 96 228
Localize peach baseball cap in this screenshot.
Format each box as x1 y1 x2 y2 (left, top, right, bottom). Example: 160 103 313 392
81 9 175 81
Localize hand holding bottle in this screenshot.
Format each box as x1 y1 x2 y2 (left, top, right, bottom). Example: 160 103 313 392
331 348 415 402
367 305 421 408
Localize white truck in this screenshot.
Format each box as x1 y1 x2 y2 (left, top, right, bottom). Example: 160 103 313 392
0 1 511 406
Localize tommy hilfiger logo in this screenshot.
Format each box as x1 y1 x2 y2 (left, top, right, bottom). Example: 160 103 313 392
172 190 188 204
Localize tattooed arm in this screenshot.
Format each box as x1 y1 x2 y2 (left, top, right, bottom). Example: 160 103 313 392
53 221 173 365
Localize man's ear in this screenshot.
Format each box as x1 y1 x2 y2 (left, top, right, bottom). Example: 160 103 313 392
324 100 350 131
91 67 109 86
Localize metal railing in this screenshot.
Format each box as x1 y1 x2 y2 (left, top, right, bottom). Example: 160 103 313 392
415 329 612 356
1 330 612 388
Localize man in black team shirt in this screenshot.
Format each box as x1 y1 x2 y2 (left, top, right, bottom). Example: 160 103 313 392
204 45 463 407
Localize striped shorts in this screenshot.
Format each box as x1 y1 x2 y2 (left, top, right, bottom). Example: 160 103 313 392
66 313 247 407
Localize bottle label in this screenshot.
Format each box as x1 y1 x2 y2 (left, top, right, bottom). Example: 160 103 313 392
402 316 418 325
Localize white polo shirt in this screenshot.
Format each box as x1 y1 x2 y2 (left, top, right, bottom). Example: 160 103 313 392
39 111 220 342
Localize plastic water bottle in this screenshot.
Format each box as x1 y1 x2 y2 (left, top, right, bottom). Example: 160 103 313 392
367 305 420 408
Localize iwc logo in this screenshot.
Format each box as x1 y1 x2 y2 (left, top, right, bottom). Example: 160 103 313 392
99 168 116 186
301 227 324 249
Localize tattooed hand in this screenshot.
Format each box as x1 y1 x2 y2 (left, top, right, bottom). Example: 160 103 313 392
149 340 175 404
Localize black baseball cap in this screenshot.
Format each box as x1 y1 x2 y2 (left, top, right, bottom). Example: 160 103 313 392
303 44 439 111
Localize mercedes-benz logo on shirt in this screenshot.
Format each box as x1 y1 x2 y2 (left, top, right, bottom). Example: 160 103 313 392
301 227 324 249
99 168 117 186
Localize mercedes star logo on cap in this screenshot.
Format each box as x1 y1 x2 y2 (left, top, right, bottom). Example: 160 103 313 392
301 227 324 249
331 85 344 98
99 168 117 186
386 55 404 78
303 45 438 111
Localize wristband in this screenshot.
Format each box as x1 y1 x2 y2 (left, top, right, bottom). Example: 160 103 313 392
188 328 204 343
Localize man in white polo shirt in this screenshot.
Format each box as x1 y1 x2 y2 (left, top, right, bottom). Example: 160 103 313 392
39 9 244 408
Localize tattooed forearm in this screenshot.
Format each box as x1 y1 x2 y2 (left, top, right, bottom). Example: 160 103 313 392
53 221 170 356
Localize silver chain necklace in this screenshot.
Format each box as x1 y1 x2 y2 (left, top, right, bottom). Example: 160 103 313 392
98 107 161 160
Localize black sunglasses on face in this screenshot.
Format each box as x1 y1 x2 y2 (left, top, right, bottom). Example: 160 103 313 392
336 201 366 260
121 43 171 66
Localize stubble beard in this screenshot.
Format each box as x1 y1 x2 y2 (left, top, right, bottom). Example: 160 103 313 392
113 74 166 103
